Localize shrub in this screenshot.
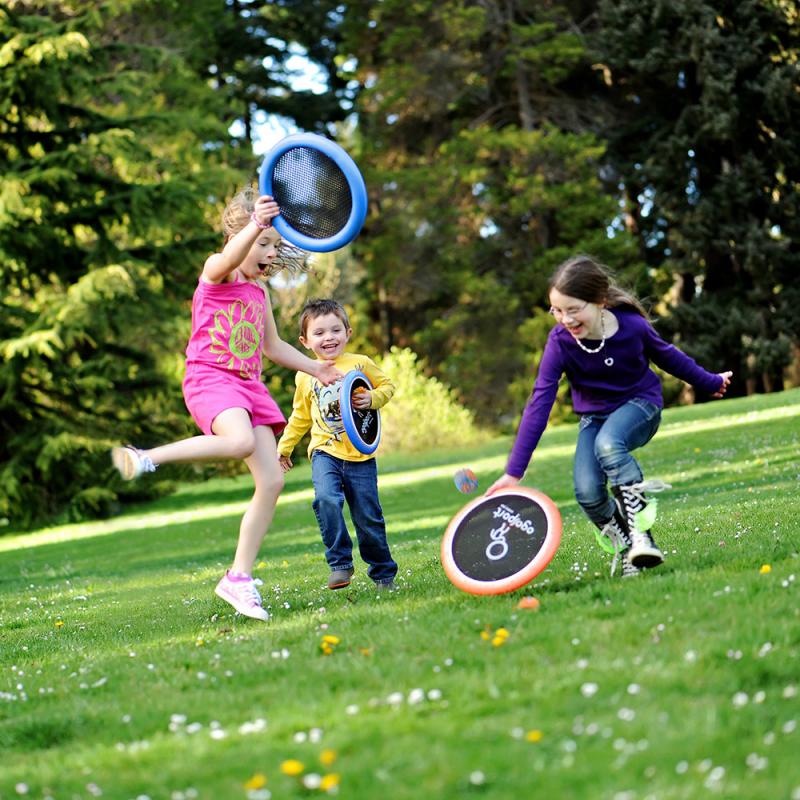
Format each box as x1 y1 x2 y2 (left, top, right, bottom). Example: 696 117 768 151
377 347 488 453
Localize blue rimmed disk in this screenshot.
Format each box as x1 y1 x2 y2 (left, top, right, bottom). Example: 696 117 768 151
258 133 368 252
340 370 380 455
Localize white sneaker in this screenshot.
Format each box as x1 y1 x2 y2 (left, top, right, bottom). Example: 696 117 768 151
111 446 157 480
214 572 270 621
628 530 664 569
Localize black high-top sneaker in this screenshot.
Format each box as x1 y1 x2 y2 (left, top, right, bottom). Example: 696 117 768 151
612 480 671 569
596 502 640 577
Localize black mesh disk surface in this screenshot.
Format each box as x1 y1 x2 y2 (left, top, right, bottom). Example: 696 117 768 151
451 495 549 582
271 147 353 239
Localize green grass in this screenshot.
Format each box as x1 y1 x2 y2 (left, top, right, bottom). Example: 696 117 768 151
1 389 799 800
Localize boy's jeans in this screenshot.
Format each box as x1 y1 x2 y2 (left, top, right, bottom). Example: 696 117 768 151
573 398 662 528
311 450 398 583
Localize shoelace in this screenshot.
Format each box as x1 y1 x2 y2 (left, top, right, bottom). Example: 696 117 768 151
140 455 157 474
238 579 263 608
599 518 628 577
626 479 672 531
610 548 622 577
628 479 672 498
126 446 157 474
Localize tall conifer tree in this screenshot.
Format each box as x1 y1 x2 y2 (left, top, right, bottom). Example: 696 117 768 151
595 0 800 393
0 2 234 525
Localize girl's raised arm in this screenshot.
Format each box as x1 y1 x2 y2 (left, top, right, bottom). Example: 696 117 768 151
203 196 280 284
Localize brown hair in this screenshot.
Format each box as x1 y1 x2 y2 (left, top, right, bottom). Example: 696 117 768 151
548 255 649 319
221 186 309 277
299 299 351 337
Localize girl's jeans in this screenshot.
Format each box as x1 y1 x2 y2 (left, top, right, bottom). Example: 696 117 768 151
311 450 398 583
573 398 662 528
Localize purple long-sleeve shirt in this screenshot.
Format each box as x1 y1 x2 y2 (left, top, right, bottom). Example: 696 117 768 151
506 308 724 478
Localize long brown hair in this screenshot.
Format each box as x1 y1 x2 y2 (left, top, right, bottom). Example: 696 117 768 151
548 255 649 319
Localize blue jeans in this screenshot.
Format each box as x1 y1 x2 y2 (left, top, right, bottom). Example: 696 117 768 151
573 398 662 528
311 451 398 583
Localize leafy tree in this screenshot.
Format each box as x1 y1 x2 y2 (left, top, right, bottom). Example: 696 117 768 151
377 347 487 452
0 0 381 528
339 0 640 422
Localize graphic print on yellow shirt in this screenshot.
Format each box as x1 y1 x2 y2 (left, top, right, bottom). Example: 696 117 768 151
314 380 347 444
207 298 265 380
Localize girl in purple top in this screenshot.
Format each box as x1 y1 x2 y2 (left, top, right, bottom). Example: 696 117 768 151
111 188 342 620
488 256 732 577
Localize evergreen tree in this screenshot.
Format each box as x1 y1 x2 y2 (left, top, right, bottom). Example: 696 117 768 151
201 0 357 160
595 0 800 393
0 1 234 526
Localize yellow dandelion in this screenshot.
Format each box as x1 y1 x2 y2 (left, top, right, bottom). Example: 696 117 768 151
526 729 543 743
321 643 334 655
359 647 372 657
320 773 340 792
55 620 64 628
256 561 268 570
694 447 702 453
759 564 772 574
491 636 506 647
320 749 337 767
480 630 491 641
280 759 305 777
195 637 205 647
322 635 341 645
495 627 510 639
281 560 290 568
243 773 267 790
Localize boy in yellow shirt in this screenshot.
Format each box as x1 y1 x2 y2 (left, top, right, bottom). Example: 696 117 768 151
278 299 398 591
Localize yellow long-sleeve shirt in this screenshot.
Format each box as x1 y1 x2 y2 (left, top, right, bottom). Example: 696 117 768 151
277 352 395 462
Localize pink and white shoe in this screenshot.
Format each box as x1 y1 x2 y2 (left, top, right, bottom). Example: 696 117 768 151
111 446 157 481
214 572 269 621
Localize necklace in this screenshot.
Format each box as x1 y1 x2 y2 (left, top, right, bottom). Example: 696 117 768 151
573 310 606 354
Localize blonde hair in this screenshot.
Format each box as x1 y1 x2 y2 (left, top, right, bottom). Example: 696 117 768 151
221 186 310 277
549 255 649 319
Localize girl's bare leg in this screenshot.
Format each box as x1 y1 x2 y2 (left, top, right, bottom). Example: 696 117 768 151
142 407 257 465
230 425 284 575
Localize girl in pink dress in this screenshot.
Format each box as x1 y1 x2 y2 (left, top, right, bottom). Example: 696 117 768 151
111 188 342 621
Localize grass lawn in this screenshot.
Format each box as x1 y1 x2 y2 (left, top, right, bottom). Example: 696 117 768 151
1 389 799 800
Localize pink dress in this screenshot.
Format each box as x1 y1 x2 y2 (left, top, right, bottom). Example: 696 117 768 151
182 276 286 436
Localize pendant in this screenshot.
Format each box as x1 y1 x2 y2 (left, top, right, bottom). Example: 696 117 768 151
604 357 614 367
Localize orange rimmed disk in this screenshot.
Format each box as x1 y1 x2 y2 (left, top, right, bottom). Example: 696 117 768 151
441 486 562 595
